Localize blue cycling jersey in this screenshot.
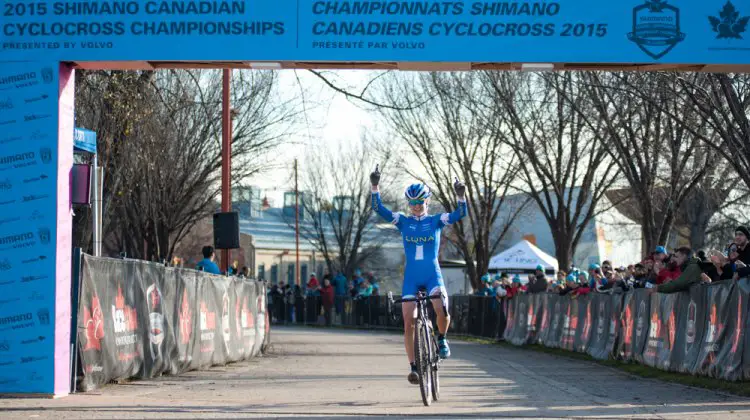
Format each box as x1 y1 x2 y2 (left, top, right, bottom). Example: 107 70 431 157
371 192 467 298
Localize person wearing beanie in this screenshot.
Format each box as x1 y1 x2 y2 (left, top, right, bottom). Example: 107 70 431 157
734 226 750 264
559 273 579 296
528 265 549 294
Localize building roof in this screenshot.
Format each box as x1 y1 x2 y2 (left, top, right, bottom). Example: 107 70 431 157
237 204 402 251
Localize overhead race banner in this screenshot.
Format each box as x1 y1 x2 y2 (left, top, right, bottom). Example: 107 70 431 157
77 255 267 391
1 0 750 64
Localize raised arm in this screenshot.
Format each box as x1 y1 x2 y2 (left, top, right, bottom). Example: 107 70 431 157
370 166 402 226
439 178 468 227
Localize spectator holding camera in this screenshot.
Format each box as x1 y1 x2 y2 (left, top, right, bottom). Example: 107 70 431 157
651 247 709 294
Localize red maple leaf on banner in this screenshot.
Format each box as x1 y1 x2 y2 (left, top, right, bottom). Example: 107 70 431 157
179 289 192 344
83 293 104 351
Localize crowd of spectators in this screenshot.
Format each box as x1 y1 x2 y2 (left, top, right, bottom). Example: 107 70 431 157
266 268 383 326
475 226 750 300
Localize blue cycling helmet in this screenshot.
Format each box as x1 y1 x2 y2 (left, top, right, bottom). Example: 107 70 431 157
481 273 491 283
404 183 432 201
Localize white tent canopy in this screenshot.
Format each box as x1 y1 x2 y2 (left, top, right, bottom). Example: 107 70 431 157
488 240 559 273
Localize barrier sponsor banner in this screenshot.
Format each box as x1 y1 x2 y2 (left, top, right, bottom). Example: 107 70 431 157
692 282 744 380
617 289 651 363
739 279 750 381
587 293 615 360
642 292 679 370
77 255 267 391
2 0 750 66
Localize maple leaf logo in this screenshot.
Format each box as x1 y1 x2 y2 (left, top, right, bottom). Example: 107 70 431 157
646 0 667 12
709 1 750 39
83 294 104 351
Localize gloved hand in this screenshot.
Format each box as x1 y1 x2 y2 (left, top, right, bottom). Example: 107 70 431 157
370 165 381 186
454 178 466 198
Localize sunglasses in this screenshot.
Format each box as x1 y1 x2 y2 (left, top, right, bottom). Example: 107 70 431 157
727 244 739 254
408 199 425 206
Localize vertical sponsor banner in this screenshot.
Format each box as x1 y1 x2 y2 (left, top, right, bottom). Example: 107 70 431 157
528 294 544 344
196 275 219 368
536 294 552 345
210 276 230 367
77 256 108 391
172 269 198 374
252 282 265 357
0 62 71 395
544 294 567 348
561 296 579 351
617 291 636 361
671 285 706 373
141 262 170 377
693 283 744 380
109 260 144 381
605 293 624 359
502 296 516 342
160 267 182 375
738 278 750 380
509 294 531 345
574 294 593 353
642 293 679 370
587 293 612 360
631 290 651 364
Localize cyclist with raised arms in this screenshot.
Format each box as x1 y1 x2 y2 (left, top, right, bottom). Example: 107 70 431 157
369 165 467 384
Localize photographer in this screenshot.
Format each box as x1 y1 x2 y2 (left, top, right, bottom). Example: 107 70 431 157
650 247 711 294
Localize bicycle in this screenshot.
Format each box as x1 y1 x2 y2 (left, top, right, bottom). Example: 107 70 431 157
388 290 441 406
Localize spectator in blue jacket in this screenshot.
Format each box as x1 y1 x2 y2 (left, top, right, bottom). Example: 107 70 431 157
196 246 221 275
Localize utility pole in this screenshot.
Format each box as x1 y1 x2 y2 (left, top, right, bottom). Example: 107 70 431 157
294 159 300 286
221 68 232 273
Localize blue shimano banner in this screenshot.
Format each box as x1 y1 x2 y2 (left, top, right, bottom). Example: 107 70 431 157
0 63 62 394
0 0 749 64
74 128 96 154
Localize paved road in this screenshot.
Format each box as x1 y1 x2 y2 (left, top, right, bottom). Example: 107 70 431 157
2 326 750 419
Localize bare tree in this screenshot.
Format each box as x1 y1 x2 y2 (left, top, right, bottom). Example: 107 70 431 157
291 138 400 279
676 73 750 190
374 72 526 290
478 71 621 270
75 69 299 261
579 72 708 256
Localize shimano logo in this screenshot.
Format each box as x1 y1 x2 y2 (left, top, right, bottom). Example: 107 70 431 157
0 152 34 165
0 312 32 325
0 72 36 86
0 232 33 245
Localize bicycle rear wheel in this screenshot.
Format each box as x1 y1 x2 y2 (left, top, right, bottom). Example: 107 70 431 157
414 317 432 406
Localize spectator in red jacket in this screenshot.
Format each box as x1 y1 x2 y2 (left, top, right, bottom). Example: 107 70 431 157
320 278 335 326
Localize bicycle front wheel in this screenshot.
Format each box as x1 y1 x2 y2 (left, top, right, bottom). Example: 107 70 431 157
414 317 432 406
430 333 440 401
